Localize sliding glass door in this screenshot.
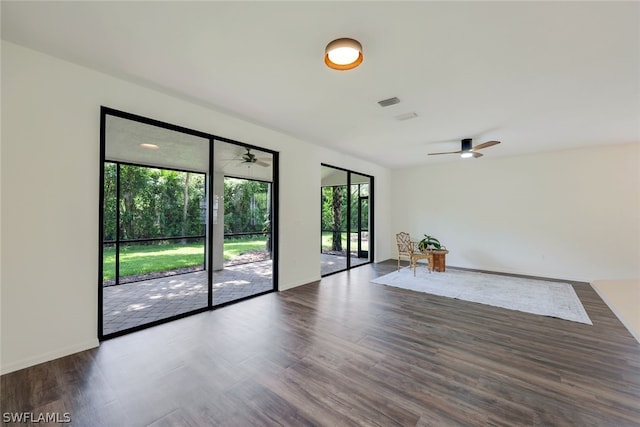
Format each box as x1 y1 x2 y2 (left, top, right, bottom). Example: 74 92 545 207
320 165 373 276
100 108 278 339
351 173 370 266
211 140 275 306
101 113 210 337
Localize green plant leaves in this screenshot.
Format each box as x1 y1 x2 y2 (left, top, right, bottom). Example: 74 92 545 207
419 234 442 250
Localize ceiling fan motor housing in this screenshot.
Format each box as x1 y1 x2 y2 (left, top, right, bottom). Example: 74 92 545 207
461 138 473 151
243 149 256 163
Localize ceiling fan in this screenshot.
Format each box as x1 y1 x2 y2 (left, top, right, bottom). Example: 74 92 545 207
236 148 271 167
428 138 501 159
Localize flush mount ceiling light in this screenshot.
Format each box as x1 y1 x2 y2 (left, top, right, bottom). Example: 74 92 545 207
140 143 159 150
324 38 363 70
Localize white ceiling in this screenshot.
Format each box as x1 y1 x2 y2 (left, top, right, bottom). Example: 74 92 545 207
105 113 274 181
2 1 638 168
105 114 211 173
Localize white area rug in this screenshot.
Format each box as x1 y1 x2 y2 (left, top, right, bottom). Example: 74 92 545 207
371 268 592 325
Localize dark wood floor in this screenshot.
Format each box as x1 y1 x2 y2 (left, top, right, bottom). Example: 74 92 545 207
3 261 640 426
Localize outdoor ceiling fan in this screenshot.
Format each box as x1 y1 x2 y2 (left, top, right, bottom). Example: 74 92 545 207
428 138 501 159
237 148 271 167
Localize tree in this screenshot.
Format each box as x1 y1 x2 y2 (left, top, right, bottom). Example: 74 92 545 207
181 172 190 242
224 178 269 234
103 162 117 241
332 186 343 251
119 165 149 239
103 163 205 243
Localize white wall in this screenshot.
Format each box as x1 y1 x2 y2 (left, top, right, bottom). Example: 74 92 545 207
0 42 391 374
391 143 640 282
591 279 640 343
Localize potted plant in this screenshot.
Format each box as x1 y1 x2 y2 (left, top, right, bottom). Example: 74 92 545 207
418 234 444 252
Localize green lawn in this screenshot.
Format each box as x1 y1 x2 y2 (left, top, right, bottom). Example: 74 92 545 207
321 231 346 250
223 238 266 259
103 237 266 280
321 232 368 251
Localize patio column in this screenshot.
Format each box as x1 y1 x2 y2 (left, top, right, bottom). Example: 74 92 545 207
212 171 225 271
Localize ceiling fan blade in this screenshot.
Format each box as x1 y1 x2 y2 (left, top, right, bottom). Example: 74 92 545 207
255 160 270 167
471 151 484 158
472 140 501 151
428 150 462 156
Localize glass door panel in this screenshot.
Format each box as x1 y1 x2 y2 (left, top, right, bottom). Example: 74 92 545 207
212 141 275 306
321 166 373 276
102 113 210 337
350 173 370 267
358 197 369 258
321 166 348 275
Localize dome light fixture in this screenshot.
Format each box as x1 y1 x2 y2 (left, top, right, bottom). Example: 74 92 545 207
140 143 159 150
324 38 363 70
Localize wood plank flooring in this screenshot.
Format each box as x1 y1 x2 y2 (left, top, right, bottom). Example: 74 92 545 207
2 261 640 426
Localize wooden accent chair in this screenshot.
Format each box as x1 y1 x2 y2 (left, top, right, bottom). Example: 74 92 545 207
396 232 434 276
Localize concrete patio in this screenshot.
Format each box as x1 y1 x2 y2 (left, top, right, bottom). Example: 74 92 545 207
103 260 273 335
320 252 370 276
103 253 370 335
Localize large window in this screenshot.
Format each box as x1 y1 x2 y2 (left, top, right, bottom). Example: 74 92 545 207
100 108 278 339
320 164 373 276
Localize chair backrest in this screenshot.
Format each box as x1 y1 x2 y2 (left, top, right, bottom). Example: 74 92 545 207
396 232 413 255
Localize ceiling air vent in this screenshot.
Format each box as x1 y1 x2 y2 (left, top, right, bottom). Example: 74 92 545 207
377 97 400 107
395 112 418 121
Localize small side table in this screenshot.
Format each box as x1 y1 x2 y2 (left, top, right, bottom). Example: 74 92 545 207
425 249 449 272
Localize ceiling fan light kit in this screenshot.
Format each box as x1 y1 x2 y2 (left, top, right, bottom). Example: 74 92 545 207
325 38 363 70
460 138 473 158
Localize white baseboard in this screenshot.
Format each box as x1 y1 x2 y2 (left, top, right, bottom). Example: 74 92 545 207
279 274 320 291
389 258 590 283
1 338 100 375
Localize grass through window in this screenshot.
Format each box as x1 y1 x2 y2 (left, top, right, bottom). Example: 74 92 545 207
320 232 368 251
103 237 266 281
